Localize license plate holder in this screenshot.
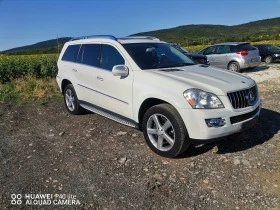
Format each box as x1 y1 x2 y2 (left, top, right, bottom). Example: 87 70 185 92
241 115 259 131
251 58 259 62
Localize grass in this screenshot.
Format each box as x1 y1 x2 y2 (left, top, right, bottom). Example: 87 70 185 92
0 77 62 104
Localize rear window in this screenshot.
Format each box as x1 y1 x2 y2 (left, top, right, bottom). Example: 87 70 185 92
236 44 256 51
81 44 100 67
62 45 81 62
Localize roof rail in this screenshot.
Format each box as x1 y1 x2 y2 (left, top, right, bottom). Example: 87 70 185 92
118 36 160 41
70 35 117 41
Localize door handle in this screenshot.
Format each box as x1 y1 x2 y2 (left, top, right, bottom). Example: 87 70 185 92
72 69 78 72
97 76 104 81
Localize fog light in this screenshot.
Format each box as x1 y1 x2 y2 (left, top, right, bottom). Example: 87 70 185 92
205 118 226 127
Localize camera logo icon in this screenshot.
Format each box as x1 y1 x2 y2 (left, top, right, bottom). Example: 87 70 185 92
11 194 22 205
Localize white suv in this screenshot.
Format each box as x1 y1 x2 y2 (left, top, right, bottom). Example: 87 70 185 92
56 35 261 157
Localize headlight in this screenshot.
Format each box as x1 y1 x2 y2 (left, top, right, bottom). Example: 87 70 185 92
183 89 224 109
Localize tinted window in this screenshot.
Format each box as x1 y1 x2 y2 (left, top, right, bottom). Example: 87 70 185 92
82 44 100 67
237 44 256 51
100 45 124 71
62 45 80 62
123 43 194 70
216 45 230 54
203 46 216 55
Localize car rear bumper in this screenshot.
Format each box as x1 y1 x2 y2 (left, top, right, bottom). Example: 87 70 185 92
240 56 261 69
178 101 261 140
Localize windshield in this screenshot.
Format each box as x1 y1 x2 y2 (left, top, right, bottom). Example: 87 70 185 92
123 43 195 70
267 45 280 51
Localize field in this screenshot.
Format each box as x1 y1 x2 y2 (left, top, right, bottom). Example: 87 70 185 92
0 54 58 83
0 54 60 103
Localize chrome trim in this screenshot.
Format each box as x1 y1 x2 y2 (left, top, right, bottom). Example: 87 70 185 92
71 35 117 41
227 86 258 109
118 36 160 41
77 84 129 105
79 101 137 128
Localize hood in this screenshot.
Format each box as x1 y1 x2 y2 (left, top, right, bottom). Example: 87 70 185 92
186 53 206 59
270 50 280 54
148 65 255 95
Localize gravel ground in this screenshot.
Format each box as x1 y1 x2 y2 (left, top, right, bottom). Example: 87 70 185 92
0 64 280 209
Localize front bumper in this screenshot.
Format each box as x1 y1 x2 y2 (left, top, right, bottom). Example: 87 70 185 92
178 100 261 140
272 54 280 62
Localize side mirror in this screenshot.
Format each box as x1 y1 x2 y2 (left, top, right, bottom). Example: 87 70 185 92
112 65 129 77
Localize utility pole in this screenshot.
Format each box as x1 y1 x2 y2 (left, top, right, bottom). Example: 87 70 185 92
56 34 59 53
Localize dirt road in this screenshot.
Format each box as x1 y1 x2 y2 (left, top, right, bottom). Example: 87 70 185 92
1 64 280 209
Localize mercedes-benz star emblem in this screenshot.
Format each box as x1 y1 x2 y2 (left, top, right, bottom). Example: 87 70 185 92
246 90 255 105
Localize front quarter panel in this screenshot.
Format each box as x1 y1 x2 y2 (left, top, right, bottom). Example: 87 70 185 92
132 71 192 122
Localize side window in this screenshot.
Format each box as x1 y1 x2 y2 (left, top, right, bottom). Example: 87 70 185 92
100 45 125 71
203 46 216 55
62 45 81 62
81 44 100 67
216 45 230 54
229 45 237 53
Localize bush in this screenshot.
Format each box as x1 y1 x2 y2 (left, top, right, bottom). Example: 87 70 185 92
0 54 58 83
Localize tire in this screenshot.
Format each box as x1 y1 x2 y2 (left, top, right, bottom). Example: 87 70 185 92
63 84 84 115
142 104 190 158
227 62 240 72
265 55 272 63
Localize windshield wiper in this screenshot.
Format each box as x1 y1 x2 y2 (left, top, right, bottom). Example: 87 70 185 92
150 62 194 69
161 63 194 68
172 62 194 67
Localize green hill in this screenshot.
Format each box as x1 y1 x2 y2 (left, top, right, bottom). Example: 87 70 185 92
132 17 280 45
3 37 71 55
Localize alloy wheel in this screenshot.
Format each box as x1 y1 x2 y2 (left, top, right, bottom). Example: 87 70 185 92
146 114 175 151
65 89 75 111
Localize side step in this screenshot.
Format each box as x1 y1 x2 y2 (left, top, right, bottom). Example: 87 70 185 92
80 102 138 128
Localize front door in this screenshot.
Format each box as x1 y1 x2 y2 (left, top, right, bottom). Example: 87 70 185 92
95 44 133 119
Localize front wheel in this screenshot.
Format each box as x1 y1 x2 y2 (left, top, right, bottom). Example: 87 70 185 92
265 55 272 63
142 104 190 158
228 62 240 72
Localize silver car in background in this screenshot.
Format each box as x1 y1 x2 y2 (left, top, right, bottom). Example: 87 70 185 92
198 42 261 72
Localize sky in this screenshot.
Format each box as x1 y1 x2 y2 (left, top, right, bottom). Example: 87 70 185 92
0 0 279 51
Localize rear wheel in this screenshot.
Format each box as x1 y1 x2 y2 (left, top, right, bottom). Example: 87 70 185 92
265 55 272 63
63 84 84 115
227 62 240 72
142 104 190 158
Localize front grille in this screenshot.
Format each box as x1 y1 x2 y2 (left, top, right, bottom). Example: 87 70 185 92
230 106 260 124
227 86 258 109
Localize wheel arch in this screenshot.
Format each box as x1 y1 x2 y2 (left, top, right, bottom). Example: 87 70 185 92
138 98 171 131
61 79 72 94
227 60 239 67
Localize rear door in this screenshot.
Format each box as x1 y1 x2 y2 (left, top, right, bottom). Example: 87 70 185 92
74 44 101 105
214 45 231 68
60 44 81 92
